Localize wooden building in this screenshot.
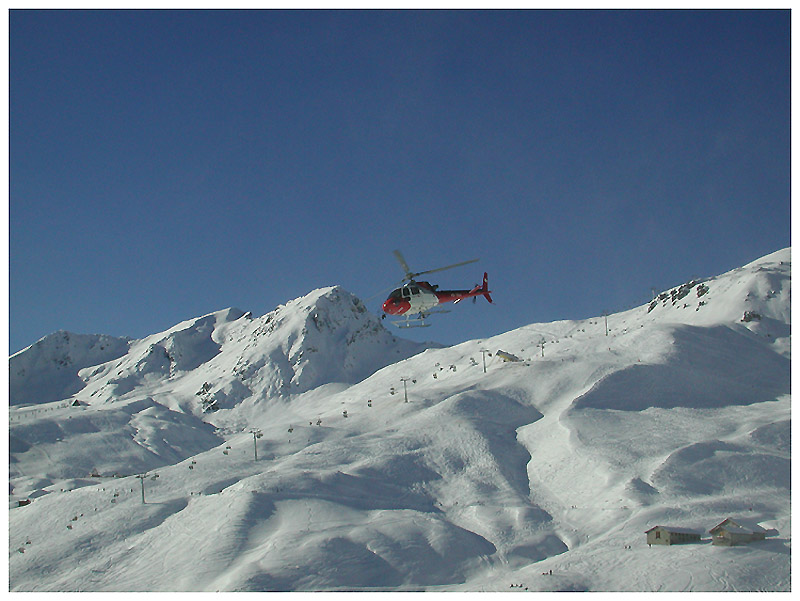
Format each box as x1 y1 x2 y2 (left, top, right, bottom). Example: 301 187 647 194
645 525 702 546
709 518 767 546
496 350 522 362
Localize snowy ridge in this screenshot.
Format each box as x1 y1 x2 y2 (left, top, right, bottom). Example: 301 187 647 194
8 248 790 591
643 247 790 335
9 331 130 406
10 288 431 414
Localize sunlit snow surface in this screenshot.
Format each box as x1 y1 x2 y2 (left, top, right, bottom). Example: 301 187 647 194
9 249 790 591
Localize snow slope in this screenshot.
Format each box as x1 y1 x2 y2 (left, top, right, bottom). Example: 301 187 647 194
9 331 130 406
8 249 790 591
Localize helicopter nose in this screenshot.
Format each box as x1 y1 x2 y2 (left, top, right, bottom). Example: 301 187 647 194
382 299 398 314
382 299 410 315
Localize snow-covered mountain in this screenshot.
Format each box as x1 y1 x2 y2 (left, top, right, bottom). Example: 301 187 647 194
10 331 131 406
10 288 430 411
8 249 790 592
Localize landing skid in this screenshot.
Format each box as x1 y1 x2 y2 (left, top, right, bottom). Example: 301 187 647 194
388 309 450 329
390 317 431 329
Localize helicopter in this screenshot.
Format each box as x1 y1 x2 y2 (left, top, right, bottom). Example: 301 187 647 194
381 250 492 328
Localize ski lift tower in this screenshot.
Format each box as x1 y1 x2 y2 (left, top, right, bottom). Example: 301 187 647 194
399 377 412 403
479 349 491 373
250 428 263 461
136 472 159 504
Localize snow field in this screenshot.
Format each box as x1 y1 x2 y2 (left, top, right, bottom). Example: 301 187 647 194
8 248 791 591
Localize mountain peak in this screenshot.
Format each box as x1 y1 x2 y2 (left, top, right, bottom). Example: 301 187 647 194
9 286 432 413
220 285 429 404
9 331 130 406
642 246 790 335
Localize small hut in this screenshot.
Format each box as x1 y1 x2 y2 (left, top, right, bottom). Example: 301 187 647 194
709 518 767 546
645 525 702 546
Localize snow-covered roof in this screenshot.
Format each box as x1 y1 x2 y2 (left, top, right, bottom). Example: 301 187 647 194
709 518 767 535
645 526 702 535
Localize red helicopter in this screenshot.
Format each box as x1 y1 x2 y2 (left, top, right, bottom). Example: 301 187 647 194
381 250 492 328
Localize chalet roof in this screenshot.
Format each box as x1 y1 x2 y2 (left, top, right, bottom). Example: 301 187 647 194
716 524 750 534
709 517 767 535
645 525 702 535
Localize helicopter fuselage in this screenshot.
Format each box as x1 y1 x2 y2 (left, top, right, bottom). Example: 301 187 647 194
382 275 491 316
382 281 440 316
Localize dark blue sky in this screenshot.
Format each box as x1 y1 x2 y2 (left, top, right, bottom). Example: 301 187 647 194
9 10 791 353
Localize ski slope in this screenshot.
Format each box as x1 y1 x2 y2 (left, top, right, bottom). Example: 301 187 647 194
8 248 791 591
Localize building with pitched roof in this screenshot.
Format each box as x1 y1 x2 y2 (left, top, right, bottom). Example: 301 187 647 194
709 518 767 546
645 525 702 546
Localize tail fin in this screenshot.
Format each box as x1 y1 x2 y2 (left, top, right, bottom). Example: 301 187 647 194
482 272 493 304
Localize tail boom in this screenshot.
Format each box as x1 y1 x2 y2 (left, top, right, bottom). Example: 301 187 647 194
442 273 492 305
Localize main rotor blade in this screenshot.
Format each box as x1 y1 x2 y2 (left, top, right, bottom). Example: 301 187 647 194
393 250 479 281
392 250 413 280
364 284 398 303
413 258 479 278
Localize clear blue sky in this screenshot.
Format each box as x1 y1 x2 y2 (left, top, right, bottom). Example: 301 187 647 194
9 9 791 354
